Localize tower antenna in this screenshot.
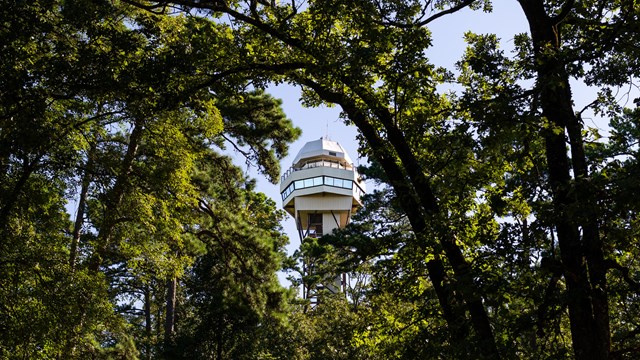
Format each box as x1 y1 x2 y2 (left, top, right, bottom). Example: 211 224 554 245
325 118 330 140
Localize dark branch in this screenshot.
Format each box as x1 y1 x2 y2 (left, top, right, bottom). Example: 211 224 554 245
375 0 475 28
606 259 640 292
550 0 575 25
417 0 475 27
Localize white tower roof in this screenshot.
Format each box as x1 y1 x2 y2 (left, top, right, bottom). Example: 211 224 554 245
292 137 353 167
280 137 365 217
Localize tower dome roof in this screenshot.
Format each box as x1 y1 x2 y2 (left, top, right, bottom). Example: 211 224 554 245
292 137 353 166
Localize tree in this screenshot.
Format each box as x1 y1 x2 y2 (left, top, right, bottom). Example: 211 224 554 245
0 1 300 357
6 0 640 358
173 156 294 359
123 0 640 358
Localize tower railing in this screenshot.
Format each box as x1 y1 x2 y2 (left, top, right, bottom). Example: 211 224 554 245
280 175 365 202
281 159 354 183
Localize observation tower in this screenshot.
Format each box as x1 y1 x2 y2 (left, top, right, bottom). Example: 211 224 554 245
280 137 366 298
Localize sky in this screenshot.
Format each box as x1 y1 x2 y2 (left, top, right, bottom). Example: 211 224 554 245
237 2 530 254
228 2 626 285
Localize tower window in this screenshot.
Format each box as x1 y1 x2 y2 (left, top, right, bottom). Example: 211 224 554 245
308 213 323 238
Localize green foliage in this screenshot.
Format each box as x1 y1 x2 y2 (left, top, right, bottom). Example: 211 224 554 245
173 165 293 358
0 1 299 357
217 90 302 183
142 0 639 358
4 0 640 359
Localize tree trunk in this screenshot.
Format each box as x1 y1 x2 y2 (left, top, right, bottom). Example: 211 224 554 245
216 314 224 360
70 142 96 270
90 122 144 272
164 277 177 351
518 0 610 358
0 158 38 235
426 257 470 345
301 79 500 359
343 78 501 359
349 93 500 359
145 284 152 360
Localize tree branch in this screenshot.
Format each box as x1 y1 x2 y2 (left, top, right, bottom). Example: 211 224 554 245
550 0 575 25
375 0 475 28
606 259 640 293
417 0 475 27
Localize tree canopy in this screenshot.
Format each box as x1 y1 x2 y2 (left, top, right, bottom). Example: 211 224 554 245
1 1 300 357
2 0 640 359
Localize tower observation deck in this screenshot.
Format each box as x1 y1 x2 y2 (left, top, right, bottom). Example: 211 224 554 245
280 137 366 298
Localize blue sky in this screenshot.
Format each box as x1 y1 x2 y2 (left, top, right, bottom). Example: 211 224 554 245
246 2 529 252
228 1 625 285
